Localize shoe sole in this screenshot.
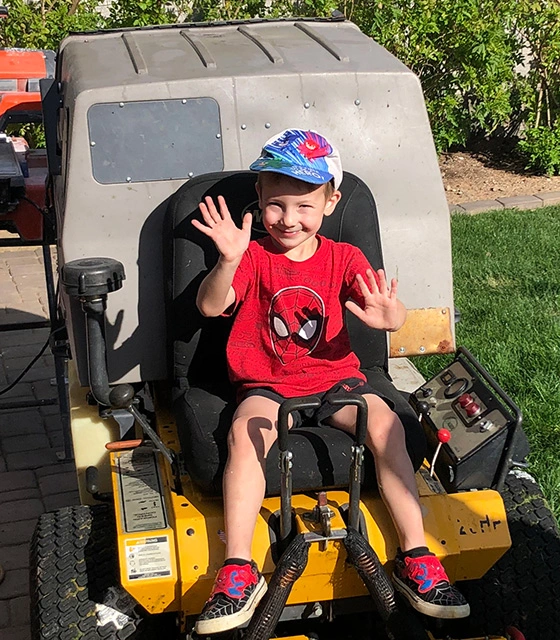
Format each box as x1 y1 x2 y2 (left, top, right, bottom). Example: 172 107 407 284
392 573 470 619
194 576 268 635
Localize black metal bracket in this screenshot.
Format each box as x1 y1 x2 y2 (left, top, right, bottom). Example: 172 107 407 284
277 396 321 546
276 392 369 545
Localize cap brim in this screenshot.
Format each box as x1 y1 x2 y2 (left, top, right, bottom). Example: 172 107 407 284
249 157 333 185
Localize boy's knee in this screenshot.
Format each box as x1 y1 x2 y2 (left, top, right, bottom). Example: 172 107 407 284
227 414 276 455
365 394 397 423
227 417 251 450
365 396 404 451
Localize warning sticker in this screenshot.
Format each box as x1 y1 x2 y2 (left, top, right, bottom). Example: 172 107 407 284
117 449 167 533
125 535 172 581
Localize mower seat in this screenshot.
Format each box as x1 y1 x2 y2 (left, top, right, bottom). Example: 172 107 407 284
165 171 426 495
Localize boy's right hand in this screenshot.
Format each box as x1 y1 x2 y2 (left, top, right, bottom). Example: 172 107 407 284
192 195 252 264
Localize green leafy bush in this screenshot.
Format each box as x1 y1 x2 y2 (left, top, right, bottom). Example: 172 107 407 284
7 123 45 149
348 0 522 151
518 125 560 175
0 0 104 49
104 0 177 29
511 1 560 173
3 0 560 170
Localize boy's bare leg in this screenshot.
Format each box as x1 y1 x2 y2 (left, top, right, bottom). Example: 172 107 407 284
223 395 285 560
195 394 282 634
328 393 470 618
326 393 426 551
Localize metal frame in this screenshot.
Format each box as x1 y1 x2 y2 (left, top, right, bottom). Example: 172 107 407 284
0 201 73 460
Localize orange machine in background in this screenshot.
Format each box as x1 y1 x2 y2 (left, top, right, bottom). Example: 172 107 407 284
0 9 54 243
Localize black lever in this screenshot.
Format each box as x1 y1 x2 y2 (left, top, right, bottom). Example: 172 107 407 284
61 257 133 409
328 393 368 530
277 397 321 545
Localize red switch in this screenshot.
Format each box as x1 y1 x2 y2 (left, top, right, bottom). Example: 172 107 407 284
465 402 481 418
458 393 473 408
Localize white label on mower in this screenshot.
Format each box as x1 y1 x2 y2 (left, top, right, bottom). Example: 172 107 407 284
117 448 167 532
125 535 172 581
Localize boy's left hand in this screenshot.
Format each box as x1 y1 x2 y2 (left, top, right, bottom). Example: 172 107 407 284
345 269 406 331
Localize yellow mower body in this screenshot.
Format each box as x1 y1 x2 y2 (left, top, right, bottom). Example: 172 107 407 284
106 398 510 619
110 450 511 618
67 363 512 635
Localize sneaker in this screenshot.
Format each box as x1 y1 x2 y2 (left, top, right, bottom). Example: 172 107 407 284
194 560 267 635
393 552 470 619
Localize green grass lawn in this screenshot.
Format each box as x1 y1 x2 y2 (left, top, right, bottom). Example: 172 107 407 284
414 206 560 520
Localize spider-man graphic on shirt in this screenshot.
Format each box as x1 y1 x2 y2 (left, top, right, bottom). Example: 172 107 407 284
269 286 325 365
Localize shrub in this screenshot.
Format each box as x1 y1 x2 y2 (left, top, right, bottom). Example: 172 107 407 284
4 0 560 166
0 0 104 49
518 125 560 175
512 1 560 173
346 0 523 151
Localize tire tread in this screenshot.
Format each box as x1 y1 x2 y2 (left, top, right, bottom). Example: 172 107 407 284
455 471 560 640
30 505 145 640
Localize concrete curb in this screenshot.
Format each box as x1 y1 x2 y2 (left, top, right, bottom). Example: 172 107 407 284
449 190 560 214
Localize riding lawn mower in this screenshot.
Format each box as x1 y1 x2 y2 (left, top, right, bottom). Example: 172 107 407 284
28 17 560 640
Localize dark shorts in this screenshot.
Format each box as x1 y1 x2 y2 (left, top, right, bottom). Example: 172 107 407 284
244 377 395 428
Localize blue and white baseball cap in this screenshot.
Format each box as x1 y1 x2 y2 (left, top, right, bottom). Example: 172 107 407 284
250 129 343 189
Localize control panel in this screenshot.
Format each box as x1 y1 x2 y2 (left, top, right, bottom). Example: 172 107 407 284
411 347 526 492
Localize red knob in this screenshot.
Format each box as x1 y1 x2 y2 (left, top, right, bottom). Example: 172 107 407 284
465 402 481 417
458 393 473 408
438 428 451 443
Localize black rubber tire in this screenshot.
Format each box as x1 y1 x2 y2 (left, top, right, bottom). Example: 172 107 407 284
30 504 176 640
449 470 560 640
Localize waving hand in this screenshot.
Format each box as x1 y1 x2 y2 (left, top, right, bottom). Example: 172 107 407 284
345 269 406 332
192 195 252 264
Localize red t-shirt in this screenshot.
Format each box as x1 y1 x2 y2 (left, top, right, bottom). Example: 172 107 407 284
227 235 377 398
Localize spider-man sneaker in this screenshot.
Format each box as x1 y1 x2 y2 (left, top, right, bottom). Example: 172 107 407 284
194 560 267 635
393 551 470 619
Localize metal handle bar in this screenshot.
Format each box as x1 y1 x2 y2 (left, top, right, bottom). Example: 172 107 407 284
327 393 369 446
277 396 322 451
278 397 321 545
277 393 369 539
328 393 369 530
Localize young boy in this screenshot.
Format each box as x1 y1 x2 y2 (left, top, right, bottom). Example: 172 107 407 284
192 129 469 634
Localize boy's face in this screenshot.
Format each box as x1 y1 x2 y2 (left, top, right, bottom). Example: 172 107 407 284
256 174 341 255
